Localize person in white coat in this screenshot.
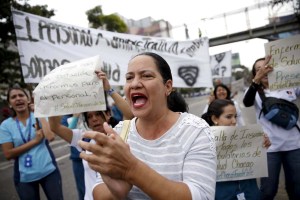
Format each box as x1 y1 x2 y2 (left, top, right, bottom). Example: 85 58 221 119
243 55 300 200
203 83 245 126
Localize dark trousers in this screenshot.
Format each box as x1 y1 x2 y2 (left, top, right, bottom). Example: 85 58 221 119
260 149 300 200
15 169 64 200
72 159 85 200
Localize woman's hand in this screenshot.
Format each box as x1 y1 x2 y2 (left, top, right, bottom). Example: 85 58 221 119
79 123 135 198
253 55 273 84
73 113 81 117
263 134 271 149
95 70 111 91
29 103 35 112
79 122 137 179
208 94 215 104
34 126 44 144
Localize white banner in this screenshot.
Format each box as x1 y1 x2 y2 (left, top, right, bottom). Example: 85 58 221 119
212 124 268 182
264 34 300 90
12 8 212 88
210 51 232 78
33 56 106 117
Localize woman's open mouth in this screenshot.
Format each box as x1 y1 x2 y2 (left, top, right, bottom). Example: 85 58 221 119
131 93 148 108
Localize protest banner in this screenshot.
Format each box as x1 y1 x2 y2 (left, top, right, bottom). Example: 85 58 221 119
211 124 268 182
33 55 106 117
12 8 212 88
210 51 232 78
264 34 300 90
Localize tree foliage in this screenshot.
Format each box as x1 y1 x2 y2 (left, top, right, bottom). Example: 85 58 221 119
232 65 252 85
86 5 128 33
86 6 104 28
0 0 54 91
102 14 128 33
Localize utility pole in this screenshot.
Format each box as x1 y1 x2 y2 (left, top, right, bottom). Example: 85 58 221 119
184 24 189 40
198 28 202 38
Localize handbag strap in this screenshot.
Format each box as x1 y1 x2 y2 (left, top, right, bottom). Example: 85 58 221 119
257 87 266 101
257 87 266 119
120 120 131 142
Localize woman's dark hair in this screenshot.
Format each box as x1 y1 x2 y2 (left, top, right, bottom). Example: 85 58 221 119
6 86 30 117
132 52 189 112
213 84 231 100
167 90 189 112
251 57 265 77
83 111 107 127
201 99 234 126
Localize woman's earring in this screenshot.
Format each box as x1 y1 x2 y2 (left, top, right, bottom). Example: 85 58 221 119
214 122 218 125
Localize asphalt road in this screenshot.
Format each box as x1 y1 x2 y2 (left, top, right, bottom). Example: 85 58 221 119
0 94 289 199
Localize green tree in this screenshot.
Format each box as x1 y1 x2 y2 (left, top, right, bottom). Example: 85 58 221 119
232 65 252 86
86 5 128 33
0 0 54 92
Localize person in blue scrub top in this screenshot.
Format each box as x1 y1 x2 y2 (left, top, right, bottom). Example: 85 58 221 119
0 86 64 200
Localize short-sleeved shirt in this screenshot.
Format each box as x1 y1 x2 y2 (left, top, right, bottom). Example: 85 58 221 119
95 112 217 199
71 129 97 200
0 113 56 182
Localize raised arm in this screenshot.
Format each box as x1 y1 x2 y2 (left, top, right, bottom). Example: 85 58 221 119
95 70 134 120
109 92 133 120
48 116 73 143
243 83 258 107
39 118 55 141
243 56 273 107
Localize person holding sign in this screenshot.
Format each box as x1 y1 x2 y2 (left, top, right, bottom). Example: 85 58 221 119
49 70 133 200
77 52 216 199
202 99 270 200
243 56 300 200
203 83 245 126
50 111 110 200
60 113 85 200
0 86 64 200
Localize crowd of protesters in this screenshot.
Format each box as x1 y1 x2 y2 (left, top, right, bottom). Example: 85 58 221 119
0 51 299 200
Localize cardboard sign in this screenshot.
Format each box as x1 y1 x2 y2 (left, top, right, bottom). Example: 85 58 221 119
212 124 268 182
33 55 106 117
265 34 300 90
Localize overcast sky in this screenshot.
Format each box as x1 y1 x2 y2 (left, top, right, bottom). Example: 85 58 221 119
26 0 292 68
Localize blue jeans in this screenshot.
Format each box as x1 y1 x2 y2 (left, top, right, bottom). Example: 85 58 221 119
260 149 300 200
215 179 260 200
15 169 63 200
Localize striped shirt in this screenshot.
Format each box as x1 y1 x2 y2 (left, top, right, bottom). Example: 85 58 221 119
96 112 217 200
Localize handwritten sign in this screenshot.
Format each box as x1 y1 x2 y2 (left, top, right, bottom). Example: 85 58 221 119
210 51 232 78
12 8 212 88
33 55 106 117
211 124 268 182
264 34 300 90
